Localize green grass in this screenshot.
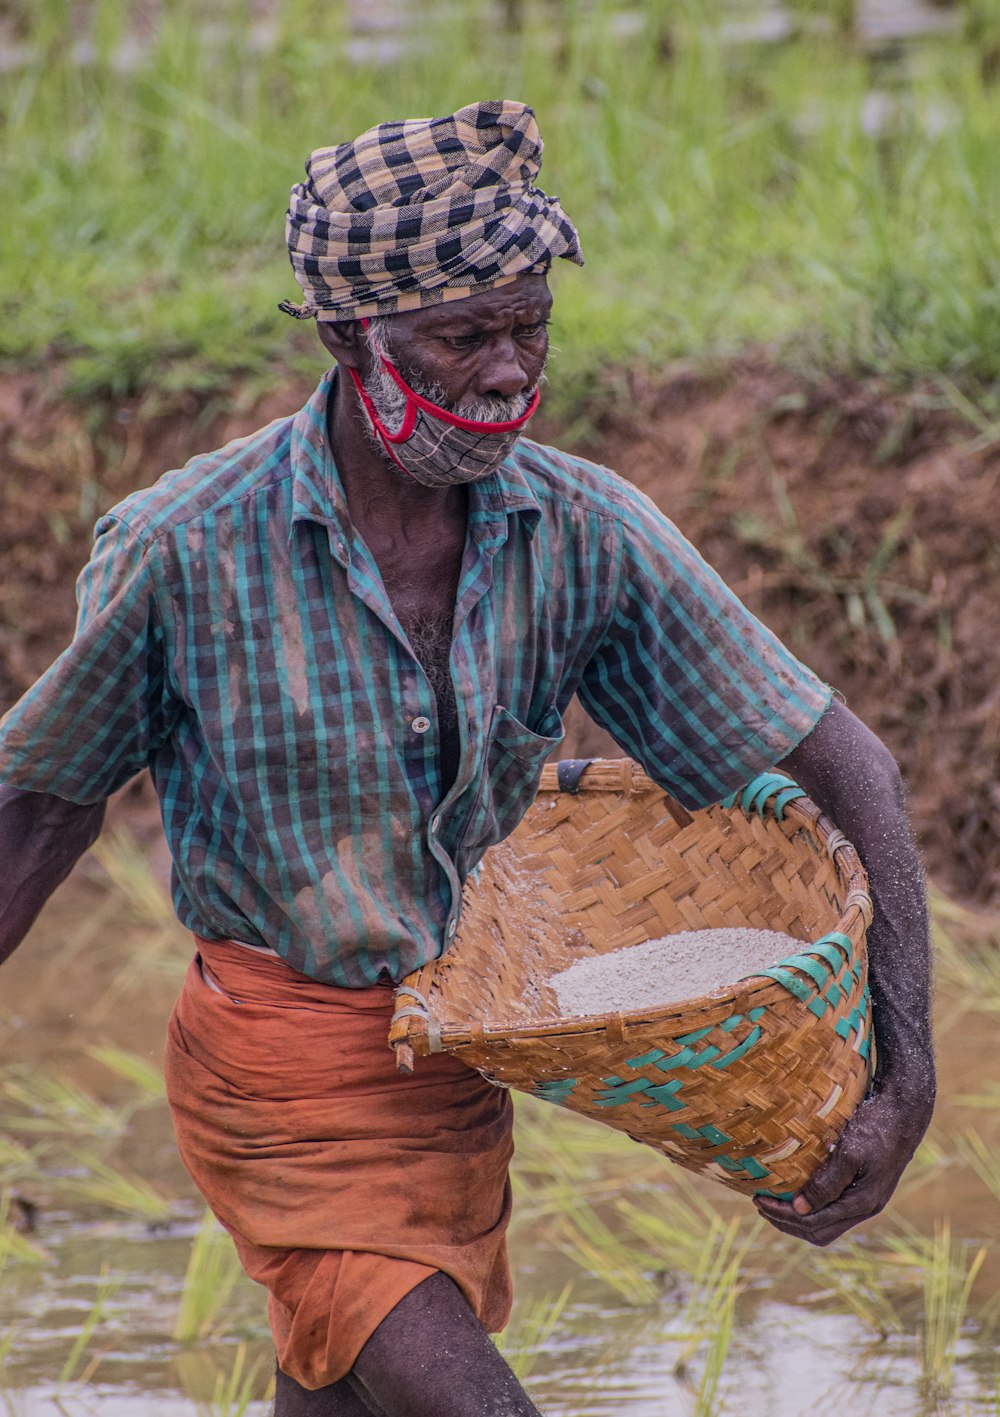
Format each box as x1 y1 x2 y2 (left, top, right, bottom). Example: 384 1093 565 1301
494 1281 575 1382
173 1209 246 1345
3 0 1000 410
201 1342 272 1417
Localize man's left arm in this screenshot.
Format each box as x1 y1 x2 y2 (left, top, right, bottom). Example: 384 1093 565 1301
754 696 936 1246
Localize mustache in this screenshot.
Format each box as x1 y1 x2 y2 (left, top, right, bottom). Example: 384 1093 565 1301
362 320 544 427
453 385 538 422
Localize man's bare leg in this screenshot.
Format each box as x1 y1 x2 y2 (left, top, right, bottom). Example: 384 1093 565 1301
274 1367 385 1415
274 1272 542 1417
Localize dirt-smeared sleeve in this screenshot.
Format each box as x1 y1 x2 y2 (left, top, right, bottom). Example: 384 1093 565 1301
0 514 179 803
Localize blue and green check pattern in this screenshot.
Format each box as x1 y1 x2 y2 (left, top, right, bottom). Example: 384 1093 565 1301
0 370 830 986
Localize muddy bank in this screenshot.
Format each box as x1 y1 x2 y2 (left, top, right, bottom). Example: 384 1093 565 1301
1 357 996 904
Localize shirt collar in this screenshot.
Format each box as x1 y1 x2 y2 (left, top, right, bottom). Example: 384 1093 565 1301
289 367 543 559
474 447 542 539
289 368 352 560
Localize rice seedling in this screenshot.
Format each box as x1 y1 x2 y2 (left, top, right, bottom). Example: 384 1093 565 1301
88 826 177 933
671 1220 747 1363
615 1177 764 1291
692 1273 737 1417
952 1081 1000 1111
0 1222 46 1272
930 889 1000 1012
174 1208 246 1345
87 1044 167 1104
550 1195 664 1306
199 1341 272 1417
0 1329 16 1417
921 1224 986 1404
803 1240 906 1340
893 1133 953 1199
954 1130 1000 1208
511 1097 661 1223
0 1135 44 1191
546 1160 763 1406
978 1362 1000 1416
0 1066 127 1140
581 1200 751 1414
494 1281 575 1382
57 1152 176 1225
82 827 189 1013
855 1218 980 1405
55 1265 122 1390
807 1213 988 1391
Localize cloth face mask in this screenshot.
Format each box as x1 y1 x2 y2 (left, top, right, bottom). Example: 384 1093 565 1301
347 321 540 488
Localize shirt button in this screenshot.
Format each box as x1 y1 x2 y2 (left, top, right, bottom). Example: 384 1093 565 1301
447 918 458 937
411 716 431 734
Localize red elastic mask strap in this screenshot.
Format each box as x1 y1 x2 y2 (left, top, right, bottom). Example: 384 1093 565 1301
357 316 539 432
346 365 413 472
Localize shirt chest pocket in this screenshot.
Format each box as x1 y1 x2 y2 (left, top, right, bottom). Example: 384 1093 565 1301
459 703 564 864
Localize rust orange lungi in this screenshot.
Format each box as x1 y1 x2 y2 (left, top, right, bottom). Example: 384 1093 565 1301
164 938 514 1388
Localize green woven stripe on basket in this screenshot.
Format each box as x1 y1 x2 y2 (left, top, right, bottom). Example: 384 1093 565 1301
757 967 813 1003
722 771 806 819
709 1025 763 1068
533 1078 578 1104
717 1154 771 1180
672 1122 731 1145
719 1005 766 1032
675 1025 715 1046
595 1074 687 1110
815 931 854 960
835 989 870 1047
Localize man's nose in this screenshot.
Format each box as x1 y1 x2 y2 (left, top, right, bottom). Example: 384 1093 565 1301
478 336 533 399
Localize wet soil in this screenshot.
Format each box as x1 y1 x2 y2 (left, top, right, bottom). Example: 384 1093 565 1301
1 355 996 903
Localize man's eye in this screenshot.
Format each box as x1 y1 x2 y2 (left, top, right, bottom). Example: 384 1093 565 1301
443 334 482 350
517 323 549 339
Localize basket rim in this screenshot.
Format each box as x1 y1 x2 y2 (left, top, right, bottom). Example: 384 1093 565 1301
389 760 871 1055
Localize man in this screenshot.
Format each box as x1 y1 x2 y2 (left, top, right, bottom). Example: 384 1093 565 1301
0 101 934 1416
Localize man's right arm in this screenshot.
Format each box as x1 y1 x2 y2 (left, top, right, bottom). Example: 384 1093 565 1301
0 785 106 967
0 513 168 970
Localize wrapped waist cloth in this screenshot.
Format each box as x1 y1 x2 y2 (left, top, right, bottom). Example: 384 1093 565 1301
164 938 514 1388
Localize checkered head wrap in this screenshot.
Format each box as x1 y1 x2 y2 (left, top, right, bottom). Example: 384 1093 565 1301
279 99 583 322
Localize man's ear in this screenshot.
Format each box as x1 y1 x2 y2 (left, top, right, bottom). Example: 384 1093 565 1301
317 319 368 370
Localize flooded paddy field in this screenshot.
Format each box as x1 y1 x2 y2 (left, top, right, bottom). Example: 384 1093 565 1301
2 801 999 1416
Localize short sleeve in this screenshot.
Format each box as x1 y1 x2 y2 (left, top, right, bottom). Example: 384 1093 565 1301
577 489 832 808
0 515 178 803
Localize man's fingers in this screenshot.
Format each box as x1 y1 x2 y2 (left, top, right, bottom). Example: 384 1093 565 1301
755 1208 859 1248
753 1094 927 1247
754 1188 879 1247
794 1144 864 1215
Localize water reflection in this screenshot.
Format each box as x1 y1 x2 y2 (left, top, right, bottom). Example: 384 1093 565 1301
1 828 998 1415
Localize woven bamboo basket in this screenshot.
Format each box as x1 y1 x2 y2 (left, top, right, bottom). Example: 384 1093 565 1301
389 760 873 1199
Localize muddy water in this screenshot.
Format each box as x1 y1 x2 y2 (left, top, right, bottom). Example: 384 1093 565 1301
1 826 998 1417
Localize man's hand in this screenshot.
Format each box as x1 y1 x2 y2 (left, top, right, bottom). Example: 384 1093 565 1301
767 699 936 1246
0 785 106 967
754 1085 933 1247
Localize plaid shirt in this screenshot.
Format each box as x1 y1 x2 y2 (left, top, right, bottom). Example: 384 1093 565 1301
0 370 830 986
